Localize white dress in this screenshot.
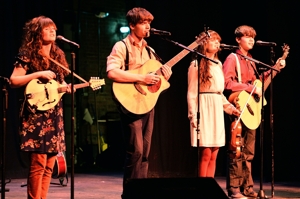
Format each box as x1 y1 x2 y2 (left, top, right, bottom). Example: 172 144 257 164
187 60 233 147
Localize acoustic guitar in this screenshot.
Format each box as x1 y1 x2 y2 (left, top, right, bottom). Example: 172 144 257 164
228 44 289 130
25 77 104 111
112 35 207 115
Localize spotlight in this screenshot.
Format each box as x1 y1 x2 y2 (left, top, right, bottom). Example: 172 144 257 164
120 26 130 33
95 12 109 18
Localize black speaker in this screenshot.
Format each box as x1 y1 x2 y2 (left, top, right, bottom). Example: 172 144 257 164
122 177 228 199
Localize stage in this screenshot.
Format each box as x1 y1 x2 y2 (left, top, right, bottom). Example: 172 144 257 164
1 171 299 199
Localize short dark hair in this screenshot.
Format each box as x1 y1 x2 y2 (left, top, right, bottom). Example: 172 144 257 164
126 7 154 26
235 25 256 38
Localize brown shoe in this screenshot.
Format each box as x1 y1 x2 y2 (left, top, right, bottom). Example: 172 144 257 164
230 192 247 198
243 186 258 198
229 187 247 199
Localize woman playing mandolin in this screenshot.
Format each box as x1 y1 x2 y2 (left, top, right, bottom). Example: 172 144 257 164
10 16 72 199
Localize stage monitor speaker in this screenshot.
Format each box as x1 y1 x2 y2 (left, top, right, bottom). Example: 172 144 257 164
122 177 228 199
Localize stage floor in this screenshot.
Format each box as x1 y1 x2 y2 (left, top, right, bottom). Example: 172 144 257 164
1 171 299 199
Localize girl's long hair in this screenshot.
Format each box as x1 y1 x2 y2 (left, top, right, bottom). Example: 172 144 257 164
19 16 69 76
195 30 221 88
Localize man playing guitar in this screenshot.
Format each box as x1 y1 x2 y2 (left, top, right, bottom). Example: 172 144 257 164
223 25 286 198
106 7 172 199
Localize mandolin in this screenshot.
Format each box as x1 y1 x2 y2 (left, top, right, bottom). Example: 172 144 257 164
25 77 104 111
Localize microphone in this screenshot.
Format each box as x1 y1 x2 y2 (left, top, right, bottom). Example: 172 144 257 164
256 40 277 47
150 28 171 36
220 44 239 50
56 35 80 48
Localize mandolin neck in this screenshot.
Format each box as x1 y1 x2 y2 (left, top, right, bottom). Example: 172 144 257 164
58 82 90 93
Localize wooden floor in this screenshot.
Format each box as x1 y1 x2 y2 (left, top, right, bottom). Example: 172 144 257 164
1 171 299 199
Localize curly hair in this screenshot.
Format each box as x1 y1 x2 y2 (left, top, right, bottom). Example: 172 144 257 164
19 16 69 76
195 30 221 88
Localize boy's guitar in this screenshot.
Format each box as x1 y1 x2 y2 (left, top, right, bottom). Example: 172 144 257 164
228 44 289 130
25 77 104 111
112 35 207 115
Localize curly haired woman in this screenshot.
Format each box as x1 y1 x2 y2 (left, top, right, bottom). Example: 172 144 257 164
10 16 72 199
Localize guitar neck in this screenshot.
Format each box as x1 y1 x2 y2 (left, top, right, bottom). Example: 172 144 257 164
263 63 280 91
58 82 89 93
263 45 289 91
162 41 199 70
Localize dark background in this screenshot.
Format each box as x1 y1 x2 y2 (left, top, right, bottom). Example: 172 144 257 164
0 0 299 182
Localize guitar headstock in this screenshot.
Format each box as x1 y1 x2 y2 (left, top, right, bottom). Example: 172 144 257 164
195 31 211 46
281 43 290 60
89 77 105 90
194 28 221 47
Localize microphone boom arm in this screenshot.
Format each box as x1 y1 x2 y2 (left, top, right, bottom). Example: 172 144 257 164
235 52 279 72
163 38 218 64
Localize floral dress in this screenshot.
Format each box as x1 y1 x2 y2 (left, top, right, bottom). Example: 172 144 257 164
16 52 66 153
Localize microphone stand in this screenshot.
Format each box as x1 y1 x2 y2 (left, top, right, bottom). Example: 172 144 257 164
40 40 82 197
0 76 11 197
163 36 217 177
162 38 217 64
259 66 267 199
268 47 275 198
235 53 278 73
235 52 279 199
70 48 76 199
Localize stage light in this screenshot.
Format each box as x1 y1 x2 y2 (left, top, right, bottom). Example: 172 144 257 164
95 12 109 18
120 26 130 33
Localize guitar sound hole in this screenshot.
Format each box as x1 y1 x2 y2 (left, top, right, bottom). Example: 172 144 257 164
254 94 260 102
148 79 161 93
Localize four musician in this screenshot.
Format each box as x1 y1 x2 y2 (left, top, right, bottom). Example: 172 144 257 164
8 7 287 199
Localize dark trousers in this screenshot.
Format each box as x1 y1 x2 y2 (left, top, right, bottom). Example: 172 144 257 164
227 127 256 191
120 109 155 187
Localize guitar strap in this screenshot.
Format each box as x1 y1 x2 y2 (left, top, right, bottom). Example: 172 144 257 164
145 45 165 64
249 61 261 79
121 40 156 70
121 40 130 70
121 40 165 71
232 53 242 83
232 53 260 82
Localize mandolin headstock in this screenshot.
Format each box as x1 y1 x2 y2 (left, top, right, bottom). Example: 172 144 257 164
89 77 105 90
